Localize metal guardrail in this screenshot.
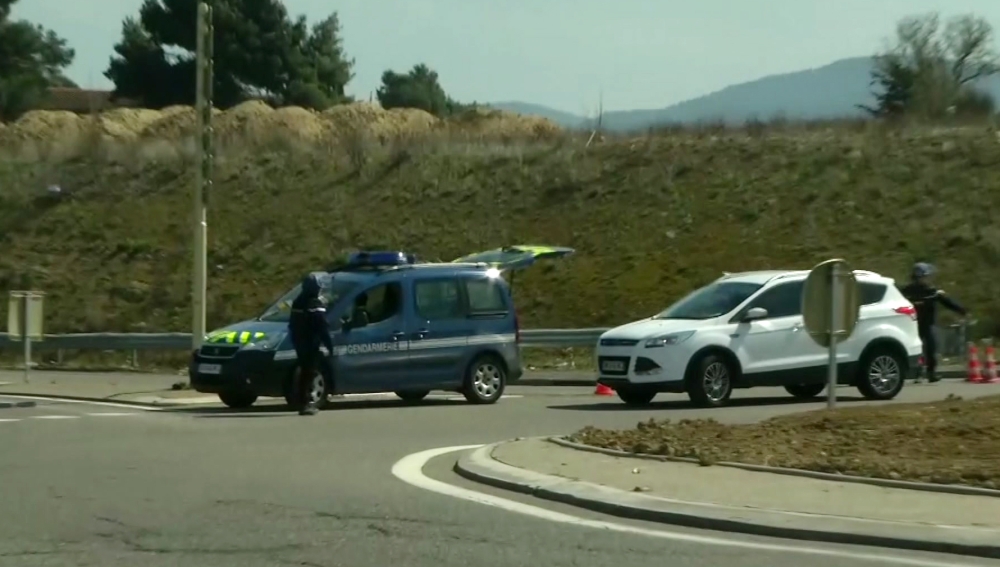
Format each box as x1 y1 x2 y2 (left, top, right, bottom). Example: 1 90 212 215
0 329 607 352
0 325 970 354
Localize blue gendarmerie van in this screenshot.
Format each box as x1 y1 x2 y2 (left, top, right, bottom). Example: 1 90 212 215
189 246 573 409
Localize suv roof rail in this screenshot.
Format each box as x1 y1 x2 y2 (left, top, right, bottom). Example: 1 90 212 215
852 269 880 277
766 270 807 283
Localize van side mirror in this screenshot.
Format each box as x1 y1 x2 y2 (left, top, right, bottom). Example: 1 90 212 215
742 307 768 322
340 315 351 330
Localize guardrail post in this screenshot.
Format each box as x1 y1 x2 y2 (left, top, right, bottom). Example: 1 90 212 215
56 348 64 365
131 349 138 368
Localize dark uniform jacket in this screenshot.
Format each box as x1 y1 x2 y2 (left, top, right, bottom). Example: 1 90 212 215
899 281 966 330
288 274 334 358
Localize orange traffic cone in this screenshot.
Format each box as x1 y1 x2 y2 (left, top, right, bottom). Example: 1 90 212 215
594 383 614 396
983 342 1000 384
966 343 984 383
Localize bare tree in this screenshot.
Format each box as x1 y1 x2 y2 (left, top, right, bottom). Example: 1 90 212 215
863 13 998 119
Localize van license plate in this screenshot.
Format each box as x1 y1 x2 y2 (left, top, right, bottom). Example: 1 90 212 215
198 364 222 375
601 360 625 372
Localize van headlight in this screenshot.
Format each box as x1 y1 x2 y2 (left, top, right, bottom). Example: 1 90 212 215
644 331 695 348
242 332 286 351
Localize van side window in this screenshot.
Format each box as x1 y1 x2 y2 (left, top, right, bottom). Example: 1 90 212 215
465 277 507 314
353 283 403 325
415 279 464 321
745 281 804 319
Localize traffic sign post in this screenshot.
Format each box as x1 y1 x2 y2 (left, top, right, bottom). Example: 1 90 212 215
7 291 44 383
802 260 860 409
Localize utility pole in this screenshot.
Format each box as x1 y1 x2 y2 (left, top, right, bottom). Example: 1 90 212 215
193 1 214 350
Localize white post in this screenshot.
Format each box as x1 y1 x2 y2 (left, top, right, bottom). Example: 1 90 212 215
826 264 840 409
22 296 30 383
192 2 212 352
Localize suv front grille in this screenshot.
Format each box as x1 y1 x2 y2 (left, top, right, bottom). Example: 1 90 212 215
199 345 240 359
600 338 640 347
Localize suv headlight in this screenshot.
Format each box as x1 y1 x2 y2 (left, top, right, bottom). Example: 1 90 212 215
242 331 286 351
644 331 695 348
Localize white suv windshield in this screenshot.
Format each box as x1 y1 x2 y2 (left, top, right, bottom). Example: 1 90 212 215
655 281 763 320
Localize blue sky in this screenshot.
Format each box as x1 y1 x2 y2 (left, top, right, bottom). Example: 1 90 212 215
12 0 1000 113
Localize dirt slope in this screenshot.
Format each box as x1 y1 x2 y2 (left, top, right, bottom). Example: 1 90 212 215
0 120 998 335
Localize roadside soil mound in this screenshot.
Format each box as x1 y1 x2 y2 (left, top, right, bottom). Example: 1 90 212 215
569 394 1000 489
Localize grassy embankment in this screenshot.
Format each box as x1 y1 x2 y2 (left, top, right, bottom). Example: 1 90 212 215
0 103 997 372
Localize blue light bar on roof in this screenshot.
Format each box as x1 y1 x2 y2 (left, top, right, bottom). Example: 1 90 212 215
346 251 415 267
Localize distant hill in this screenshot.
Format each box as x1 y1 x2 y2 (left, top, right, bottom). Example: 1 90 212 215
493 56 1000 132
488 101 589 128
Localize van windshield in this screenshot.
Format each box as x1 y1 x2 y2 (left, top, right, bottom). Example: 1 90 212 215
654 281 762 320
257 276 360 322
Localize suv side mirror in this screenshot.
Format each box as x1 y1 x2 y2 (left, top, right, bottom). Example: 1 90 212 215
742 307 768 322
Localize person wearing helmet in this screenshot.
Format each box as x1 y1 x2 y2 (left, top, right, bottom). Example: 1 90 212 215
288 273 335 416
899 263 968 383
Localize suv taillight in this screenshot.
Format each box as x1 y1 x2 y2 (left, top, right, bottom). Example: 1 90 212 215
894 305 917 320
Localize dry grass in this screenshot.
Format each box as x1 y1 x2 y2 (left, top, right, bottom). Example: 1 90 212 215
569 394 1000 488
0 105 998 344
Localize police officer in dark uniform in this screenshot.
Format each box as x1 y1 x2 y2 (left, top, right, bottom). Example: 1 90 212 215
899 263 968 383
288 273 335 416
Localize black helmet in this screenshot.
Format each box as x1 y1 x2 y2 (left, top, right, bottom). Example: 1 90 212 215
911 262 934 280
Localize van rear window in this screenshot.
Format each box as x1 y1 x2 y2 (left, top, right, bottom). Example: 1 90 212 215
465 278 507 313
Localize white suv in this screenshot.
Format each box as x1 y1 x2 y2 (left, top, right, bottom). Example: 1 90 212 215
595 269 921 407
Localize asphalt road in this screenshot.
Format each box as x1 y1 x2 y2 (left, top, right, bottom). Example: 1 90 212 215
1 382 997 567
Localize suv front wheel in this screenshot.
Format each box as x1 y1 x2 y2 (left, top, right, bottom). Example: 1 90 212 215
686 353 734 407
856 348 906 400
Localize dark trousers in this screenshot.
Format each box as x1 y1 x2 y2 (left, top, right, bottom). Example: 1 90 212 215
296 349 334 406
919 327 937 375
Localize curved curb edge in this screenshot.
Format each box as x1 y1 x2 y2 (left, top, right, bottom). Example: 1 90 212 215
0 392 167 410
548 436 1000 499
454 439 1000 560
0 400 37 409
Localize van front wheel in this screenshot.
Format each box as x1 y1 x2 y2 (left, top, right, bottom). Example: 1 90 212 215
462 356 506 404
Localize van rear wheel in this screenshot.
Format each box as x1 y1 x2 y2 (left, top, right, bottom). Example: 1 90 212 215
462 355 506 404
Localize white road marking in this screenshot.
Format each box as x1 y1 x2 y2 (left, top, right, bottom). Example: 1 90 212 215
0 394 163 411
391 445 987 567
31 415 80 420
86 412 139 417
0 418 19 423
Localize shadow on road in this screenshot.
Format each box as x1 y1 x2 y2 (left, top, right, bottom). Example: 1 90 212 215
168 397 469 418
547 394 868 412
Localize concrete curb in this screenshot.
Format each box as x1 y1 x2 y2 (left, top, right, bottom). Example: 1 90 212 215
454 440 1000 559
548 437 1000 499
0 400 36 409
0 392 186 409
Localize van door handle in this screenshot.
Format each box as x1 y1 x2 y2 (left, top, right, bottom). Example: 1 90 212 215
391 331 405 341
414 328 429 339
791 324 803 332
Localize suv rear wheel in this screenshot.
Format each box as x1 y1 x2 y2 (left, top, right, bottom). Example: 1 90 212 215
857 348 905 400
784 383 826 399
462 355 506 404
686 354 734 407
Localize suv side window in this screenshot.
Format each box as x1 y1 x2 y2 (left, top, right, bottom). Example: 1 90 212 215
745 281 804 319
350 282 403 326
415 278 464 321
464 277 508 314
859 282 887 305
